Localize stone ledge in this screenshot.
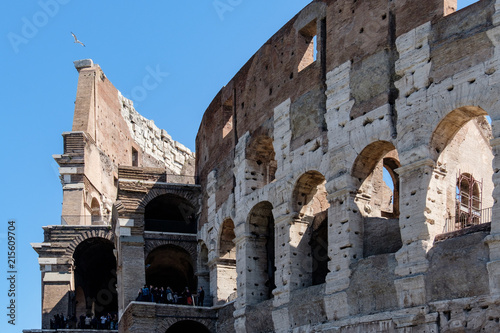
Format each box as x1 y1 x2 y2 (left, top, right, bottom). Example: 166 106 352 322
434 222 491 242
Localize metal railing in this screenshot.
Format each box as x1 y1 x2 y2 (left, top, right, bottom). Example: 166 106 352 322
443 207 492 233
61 215 110 226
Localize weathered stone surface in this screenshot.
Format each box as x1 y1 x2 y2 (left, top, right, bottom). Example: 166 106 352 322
426 231 490 302
31 0 500 332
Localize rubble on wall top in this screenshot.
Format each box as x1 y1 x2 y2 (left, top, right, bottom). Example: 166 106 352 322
73 59 94 71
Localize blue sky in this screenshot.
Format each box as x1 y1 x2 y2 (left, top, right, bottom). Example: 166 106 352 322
0 0 480 331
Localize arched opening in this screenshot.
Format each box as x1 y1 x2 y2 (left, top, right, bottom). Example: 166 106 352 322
166 320 210 333
145 194 196 233
353 142 401 219
73 238 117 319
145 245 196 302
292 171 330 288
245 135 277 192
197 243 210 307
352 141 402 257
219 219 236 260
382 158 400 217
90 198 102 225
430 107 493 235
456 172 483 228
247 202 275 303
215 219 237 304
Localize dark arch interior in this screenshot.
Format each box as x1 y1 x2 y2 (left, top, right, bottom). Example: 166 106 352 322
248 201 276 300
145 245 196 294
166 320 210 333
73 238 117 318
310 211 329 285
293 171 330 286
145 194 197 233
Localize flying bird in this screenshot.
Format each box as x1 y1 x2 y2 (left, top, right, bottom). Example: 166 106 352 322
71 32 85 47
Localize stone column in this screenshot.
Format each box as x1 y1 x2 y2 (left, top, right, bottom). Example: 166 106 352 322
271 212 310 333
486 138 500 295
233 232 251 309
115 218 145 317
486 2 500 297
272 213 296 307
233 232 249 332
196 269 211 307
40 264 73 328
393 158 434 308
323 176 363 320
209 259 236 305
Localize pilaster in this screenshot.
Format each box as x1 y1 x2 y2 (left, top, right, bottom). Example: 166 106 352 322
393 158 434 308
323 175 363 320
486 138 500 295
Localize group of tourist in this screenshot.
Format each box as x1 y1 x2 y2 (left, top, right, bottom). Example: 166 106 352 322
136 285 205 306
78 313 118 330
50 312 118 330
49 313 75 329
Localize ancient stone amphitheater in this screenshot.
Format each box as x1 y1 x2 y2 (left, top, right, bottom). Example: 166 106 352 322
25 0 500 332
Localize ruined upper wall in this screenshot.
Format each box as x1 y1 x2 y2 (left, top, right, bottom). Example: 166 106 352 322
195 0 457 225
57 60 195 224
71 59 194 175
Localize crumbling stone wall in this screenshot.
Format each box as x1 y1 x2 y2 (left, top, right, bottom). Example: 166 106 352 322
195 0 500 332
119 94 195 175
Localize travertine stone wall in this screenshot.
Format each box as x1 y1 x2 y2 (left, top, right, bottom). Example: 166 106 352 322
195 0 500 332
119 94 195 175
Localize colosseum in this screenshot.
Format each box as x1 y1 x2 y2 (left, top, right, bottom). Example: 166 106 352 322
24 0 500 332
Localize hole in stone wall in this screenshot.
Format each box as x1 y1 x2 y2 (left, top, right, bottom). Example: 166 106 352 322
298 20 317 72
222 97 233 139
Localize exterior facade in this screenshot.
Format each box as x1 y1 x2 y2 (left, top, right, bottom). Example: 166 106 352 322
25 0 500 332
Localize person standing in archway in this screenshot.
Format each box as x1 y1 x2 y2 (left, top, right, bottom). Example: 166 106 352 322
184 287 193 305
197 286 204 306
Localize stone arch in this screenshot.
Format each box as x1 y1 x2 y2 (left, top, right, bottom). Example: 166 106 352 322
427 106 493 238
144 193 197 233
90 197 100 215
139 187 200 211
429 106 488 162
219 218 236 260
159 318 213 333
245 201 276 304
145 244 197 298
72 237 117 319
199 242 209 274
197 241 211 306
456 172 483 229
352 141 403 258
291 170 330 288
144 239 197 264
352 141 401 219
65 228 114 257
213 218 237 304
